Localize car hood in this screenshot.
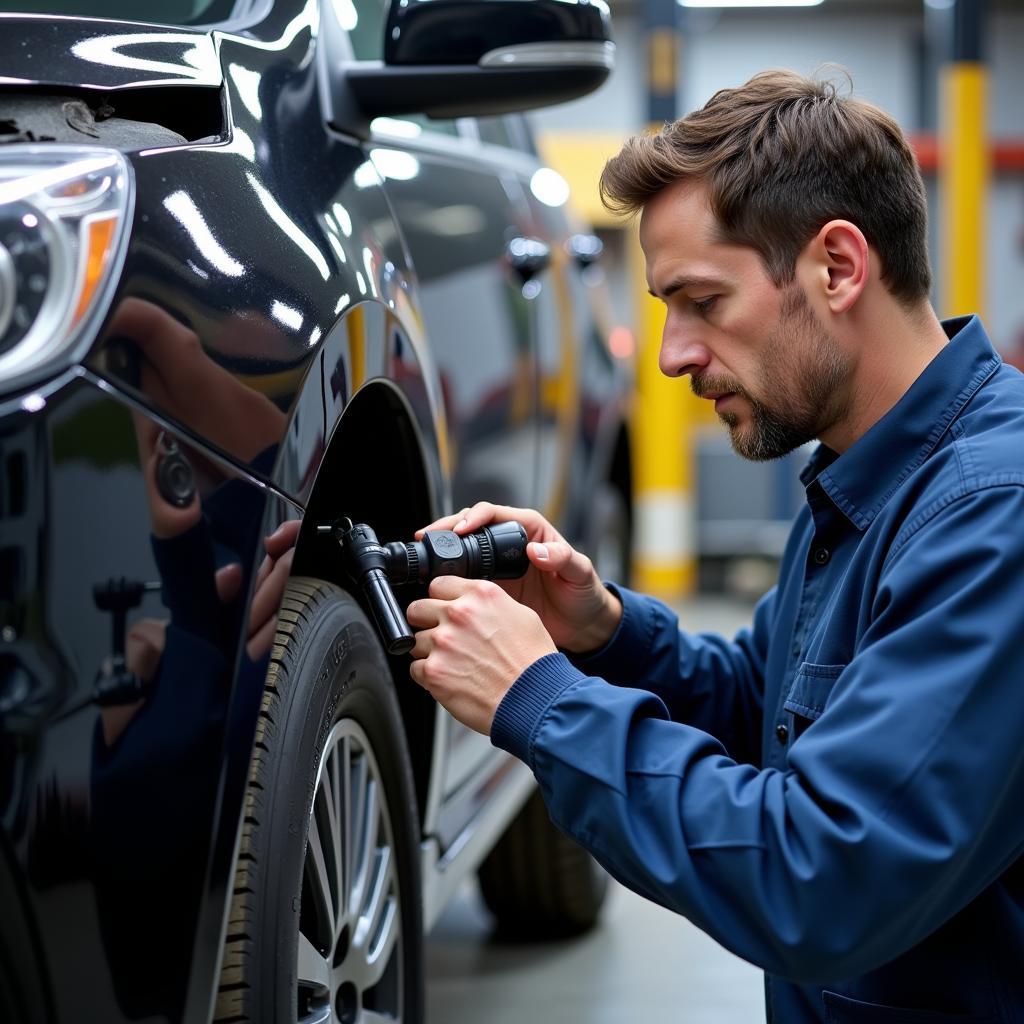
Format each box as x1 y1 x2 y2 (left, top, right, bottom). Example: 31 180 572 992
0 15 221 91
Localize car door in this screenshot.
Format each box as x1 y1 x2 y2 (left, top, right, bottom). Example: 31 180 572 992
340 0 543 812
370 124 543 813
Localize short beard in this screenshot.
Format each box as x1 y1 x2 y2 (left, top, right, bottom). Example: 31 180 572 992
693 286 851 462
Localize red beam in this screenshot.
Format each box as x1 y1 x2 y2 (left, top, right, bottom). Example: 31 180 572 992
910 134 1024 173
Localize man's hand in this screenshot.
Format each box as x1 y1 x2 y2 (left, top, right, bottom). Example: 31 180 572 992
417 501 622 654
111 297 286 464
246 519 301 661
407 577 557 734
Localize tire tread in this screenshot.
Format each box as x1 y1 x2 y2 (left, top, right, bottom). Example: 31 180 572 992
213 577 336 1022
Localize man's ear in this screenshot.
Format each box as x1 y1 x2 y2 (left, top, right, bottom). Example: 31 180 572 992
805 220 869 314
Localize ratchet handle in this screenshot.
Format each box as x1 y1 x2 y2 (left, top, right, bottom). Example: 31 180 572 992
360 568 415 656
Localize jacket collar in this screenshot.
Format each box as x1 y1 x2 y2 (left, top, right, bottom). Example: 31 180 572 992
799 316 1001 530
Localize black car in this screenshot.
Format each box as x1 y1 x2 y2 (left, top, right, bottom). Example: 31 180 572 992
0 1 633 1021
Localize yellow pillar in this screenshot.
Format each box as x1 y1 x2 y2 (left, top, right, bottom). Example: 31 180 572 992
631 232 697 597
939 0 989 320
628 0 697 600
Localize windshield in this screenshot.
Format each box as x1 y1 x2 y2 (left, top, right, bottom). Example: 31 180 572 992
1 0 241 25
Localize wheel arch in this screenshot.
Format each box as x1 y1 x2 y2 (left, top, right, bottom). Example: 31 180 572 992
291 378 442 836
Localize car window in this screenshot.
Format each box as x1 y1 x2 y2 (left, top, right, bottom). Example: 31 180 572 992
0 0 241 24
338 0 388 62
479 114 538 156
476 117 516 150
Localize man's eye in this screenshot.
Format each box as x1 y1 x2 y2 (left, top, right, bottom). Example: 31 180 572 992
693 296 718 315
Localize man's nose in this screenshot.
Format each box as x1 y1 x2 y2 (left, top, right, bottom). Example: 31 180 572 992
659 320 712 379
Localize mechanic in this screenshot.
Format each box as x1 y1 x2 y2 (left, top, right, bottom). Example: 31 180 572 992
405 69 1024 1022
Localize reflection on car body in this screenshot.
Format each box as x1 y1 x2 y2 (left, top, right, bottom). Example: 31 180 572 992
0 0 630 1021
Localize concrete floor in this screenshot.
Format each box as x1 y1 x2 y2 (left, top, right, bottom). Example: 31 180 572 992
425 879 766 1023
425 592 767 1024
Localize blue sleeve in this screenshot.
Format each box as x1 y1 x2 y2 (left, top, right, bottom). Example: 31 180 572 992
492 486 1024 983
568 583 773 765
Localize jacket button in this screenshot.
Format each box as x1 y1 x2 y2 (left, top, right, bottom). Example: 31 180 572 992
813 547 830 565
776 723 789 743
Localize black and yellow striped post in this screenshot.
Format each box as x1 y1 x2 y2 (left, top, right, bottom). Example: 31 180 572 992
631 0 698 598
939 0 989 319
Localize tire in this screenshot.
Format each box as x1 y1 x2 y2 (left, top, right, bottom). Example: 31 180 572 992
215 577 423 1024
477 788 608 939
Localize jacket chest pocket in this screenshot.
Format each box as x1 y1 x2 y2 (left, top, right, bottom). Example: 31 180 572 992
783 662 845 739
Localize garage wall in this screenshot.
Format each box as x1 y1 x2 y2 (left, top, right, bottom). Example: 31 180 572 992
529 5 1024 352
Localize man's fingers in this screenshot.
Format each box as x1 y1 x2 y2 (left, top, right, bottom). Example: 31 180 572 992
245 547 295 661
406 596 449 628
253 553 273 592
415 508 471 538
528 541 596 585
264 518 301 558
408 625 435 661
215 562 244 604
408 657 429 691
248 548 294 630
453 501 538 536
416 502 558 541
125 617 168 682
428 576 480 601
246 615 278 662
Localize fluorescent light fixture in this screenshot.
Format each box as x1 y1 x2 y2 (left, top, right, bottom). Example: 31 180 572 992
679 1 823 7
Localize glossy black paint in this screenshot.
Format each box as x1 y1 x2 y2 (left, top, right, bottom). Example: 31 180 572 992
0 1 629 1021
0 15 221 89
385 0 612 65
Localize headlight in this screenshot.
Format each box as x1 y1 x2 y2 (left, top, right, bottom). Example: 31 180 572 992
0 146 133 394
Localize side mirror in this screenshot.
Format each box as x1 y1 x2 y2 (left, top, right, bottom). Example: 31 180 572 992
343 0 614 121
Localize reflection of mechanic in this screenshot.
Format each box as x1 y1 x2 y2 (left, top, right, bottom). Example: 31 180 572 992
96 296 295 743
405 72 1024 1022
89 298 295 1018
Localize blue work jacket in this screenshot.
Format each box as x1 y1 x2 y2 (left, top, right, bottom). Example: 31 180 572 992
493 316 1024 1023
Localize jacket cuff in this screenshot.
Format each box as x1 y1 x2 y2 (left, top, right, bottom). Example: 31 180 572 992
491 652 586 766
568 584 662 684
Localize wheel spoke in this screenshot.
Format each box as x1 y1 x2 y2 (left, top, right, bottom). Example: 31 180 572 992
296 932 331 993
363 898 399 990
328 744 345 921
350 776 378 915
305 812 336 943
342 733 354 925
355 843 397 989
359 1011 395 1024
316 746 343 925
357 845 392 944
348 752 367 903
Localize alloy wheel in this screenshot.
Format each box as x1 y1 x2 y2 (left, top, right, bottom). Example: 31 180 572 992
296 719 403 1024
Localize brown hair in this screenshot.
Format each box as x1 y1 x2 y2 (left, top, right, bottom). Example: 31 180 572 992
600 69 931 305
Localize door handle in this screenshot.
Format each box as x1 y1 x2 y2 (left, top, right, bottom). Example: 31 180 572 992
506 237 550 282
